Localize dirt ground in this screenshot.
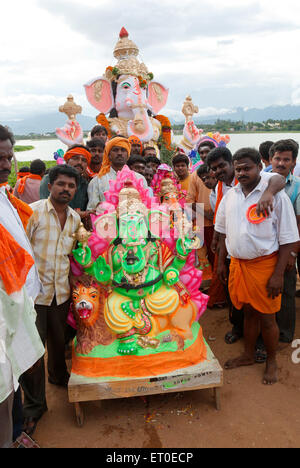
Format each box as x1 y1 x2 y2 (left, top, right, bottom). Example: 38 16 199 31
30 299 300 449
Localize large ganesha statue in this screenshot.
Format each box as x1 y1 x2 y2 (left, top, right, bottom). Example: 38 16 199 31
84 28 173 151
70 166 209 378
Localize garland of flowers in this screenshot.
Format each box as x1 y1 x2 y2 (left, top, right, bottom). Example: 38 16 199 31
154 115 172 150
96 113 112 139
105 66 154 89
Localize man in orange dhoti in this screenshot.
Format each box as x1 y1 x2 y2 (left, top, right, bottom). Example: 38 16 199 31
207 147 285 348
215 148 299 385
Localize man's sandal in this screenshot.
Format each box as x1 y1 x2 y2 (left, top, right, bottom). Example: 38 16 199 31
224 331 242 344
255 346 267 364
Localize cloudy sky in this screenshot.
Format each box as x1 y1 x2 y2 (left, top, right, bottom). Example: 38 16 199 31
1 0 300 122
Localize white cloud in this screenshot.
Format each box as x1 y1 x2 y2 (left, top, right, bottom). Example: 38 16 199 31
1 0 300 124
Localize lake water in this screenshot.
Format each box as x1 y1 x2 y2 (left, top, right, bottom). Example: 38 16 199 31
15 132 300 162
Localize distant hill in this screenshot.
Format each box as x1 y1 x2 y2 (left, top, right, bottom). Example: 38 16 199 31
193 105 300 125
2 113 97 135
3 105 300 135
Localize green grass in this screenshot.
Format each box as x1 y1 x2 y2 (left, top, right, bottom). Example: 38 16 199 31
8 160 56 188
14 145 35 152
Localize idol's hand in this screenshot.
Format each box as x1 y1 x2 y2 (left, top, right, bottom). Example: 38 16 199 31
72 243 92 266
164 267 180 286
184 236 200 251
177 237 200 257
87 256 112 283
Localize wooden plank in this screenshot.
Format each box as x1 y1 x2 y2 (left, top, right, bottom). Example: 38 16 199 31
68 342 223 404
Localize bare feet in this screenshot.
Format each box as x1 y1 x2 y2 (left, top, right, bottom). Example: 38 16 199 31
224 354 255 370
263 359 278 385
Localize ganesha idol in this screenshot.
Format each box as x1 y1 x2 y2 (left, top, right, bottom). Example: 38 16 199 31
70 166 209 379
84 28 172 152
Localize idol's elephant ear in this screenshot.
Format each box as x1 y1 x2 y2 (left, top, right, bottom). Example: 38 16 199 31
148 82 169 114
94 213 118 242
84 76 114 114
148 210 170 238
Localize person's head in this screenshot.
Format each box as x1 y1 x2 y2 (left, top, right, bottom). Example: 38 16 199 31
90 125 108 142
145 155 161 173
128 135 143 155
19 166 30 173
269 139 299 178
144 165 154 186
206 147 234 184
172 153 190 180
48 165 79 205
0 125 14 184
98 137 131 177
17 166 30 179
127 155 146 176
86 138 105 170
197 140 216 163
64 145 91 175
197 164 217 190
232 147 262 190
142 146 157 158
259 141 274 167
108 137 130 171
30 159 46 177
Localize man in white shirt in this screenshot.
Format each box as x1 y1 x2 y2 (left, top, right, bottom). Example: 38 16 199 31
0 125 44 447
207 146 285 348
215 147 299 385
21 165 81 437
87 136 148 211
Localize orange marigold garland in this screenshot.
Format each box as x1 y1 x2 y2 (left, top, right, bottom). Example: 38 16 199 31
154 115 172 150
96 113 112 139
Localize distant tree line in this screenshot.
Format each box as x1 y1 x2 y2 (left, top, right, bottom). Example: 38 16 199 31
14 118 300 140
172 118 300 134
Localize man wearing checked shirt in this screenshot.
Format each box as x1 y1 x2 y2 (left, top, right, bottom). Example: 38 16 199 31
21 165 82 436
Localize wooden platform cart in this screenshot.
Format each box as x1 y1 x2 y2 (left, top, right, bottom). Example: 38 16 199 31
68 341 223 427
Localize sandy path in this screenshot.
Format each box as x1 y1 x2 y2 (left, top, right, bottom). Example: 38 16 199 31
30 300 300 448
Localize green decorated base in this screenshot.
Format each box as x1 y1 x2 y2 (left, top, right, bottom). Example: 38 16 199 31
74 322 201 359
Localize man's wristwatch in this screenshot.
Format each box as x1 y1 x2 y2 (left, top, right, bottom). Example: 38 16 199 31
290 251 297 258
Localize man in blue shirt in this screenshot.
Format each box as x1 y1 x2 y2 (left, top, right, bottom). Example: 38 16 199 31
270 139 300 343
259 140 274 172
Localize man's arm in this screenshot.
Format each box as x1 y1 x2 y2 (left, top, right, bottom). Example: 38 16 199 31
87 177 101 211
269 190 300 286
216 233 228 284
285 213 300 272
39 175 50 200
256 174 285 216
185 172 197 205
211 229 220 254
267 243 297 298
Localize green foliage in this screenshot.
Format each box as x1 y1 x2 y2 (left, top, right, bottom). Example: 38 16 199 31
8 160 56 188
158 136 176 166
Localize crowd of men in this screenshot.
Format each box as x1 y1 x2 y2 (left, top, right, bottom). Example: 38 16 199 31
0 122 299 448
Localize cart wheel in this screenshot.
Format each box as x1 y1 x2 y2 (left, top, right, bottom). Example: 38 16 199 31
75 402 84 427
